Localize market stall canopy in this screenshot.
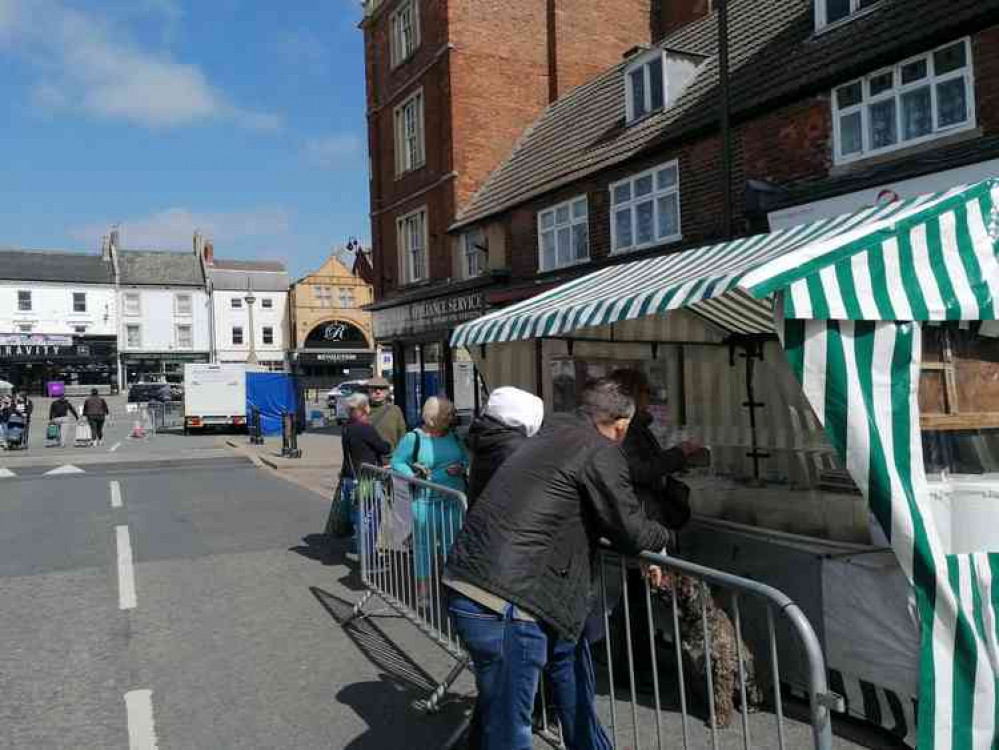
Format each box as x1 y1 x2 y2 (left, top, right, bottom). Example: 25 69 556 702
452 180 999 347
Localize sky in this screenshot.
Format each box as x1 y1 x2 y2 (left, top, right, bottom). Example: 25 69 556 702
0 0 368 279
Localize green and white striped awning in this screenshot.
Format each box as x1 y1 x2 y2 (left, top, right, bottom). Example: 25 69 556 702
452 179 999 347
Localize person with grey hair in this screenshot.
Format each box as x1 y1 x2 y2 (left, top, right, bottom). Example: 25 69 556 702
339 392 392 547
444 378 673 750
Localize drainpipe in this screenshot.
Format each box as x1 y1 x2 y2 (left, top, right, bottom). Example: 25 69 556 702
718 0 734 239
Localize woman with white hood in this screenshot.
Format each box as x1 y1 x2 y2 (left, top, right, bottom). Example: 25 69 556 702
465 386 545 507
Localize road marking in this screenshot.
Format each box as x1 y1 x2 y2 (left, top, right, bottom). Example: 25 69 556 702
110 480 122 508
0 468 15 478
109 442 121 453
116 525 137 610
124 690 159 749
45 464 85 475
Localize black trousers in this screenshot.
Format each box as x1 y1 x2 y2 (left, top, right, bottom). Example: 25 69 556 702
88 416 105 441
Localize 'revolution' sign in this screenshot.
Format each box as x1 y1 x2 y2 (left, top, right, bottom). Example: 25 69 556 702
373 291 485 339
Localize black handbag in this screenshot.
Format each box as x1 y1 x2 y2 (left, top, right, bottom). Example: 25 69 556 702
655 475 692 530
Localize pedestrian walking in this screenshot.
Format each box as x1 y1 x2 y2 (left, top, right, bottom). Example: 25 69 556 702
390 396 468 604
444 378 674 750
340 393 392 551
466 386 544 506
365 377 407 451
82 388 110 446
0 394 11 449
48 394 78 448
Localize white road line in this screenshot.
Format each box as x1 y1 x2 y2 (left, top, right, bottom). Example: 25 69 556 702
124 690 159 750
110 480 122 508
109 442 121 453
116 525 137 610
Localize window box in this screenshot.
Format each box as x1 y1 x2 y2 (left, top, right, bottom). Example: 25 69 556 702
389 0 420 68
610 161 681 255
538 198 589 272
833 39 975 165
394 89 425 175
398 207 428 285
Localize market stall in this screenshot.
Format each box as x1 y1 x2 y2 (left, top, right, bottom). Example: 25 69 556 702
452 179 999 749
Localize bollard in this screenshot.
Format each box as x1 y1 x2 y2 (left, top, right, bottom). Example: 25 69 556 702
280 410 301 459
250 406 264 445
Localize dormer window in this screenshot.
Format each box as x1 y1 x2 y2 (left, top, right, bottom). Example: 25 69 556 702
625 49 700 124
814 0 880 30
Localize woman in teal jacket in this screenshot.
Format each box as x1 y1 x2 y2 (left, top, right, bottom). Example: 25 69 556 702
391 396 468 602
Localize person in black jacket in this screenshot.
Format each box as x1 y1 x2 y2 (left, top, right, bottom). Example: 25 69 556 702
341 393 392 555
466 386 544 506
48 395 79 448
445 378 673 750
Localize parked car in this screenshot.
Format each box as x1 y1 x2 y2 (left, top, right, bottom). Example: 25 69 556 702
326 380 366 411
127 382 172 404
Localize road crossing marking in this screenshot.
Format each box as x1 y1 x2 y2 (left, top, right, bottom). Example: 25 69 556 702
124 689 159 749
110 480 122 508
45 464 85 475
109 442 121 453
116 525 137 610
0 468 15 478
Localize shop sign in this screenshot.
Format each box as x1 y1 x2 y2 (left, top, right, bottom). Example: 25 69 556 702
0 334 115 361
373 291 485 339
304 320 369 350
296 351 373 365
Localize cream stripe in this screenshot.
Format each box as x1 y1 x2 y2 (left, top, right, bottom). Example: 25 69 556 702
966 194 999 316
939 210 980 320
819 265 847 319
882 238 914 321
800 319 828 425
910 223 948 319
851 251 880 320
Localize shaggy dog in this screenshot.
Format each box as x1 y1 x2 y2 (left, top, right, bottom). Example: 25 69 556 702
659 574 763 728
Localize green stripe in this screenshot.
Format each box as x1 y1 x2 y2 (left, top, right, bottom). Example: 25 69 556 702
807 273 831 320
836 258 863 319
822 320 849 460
782 317 806 382
897 227 930 320
954 202 993 319
925 218 959 321
868 243 897 319
853 322 893 541
947 556 976 748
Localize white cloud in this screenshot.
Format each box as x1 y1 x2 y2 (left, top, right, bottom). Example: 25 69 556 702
0 0 282 131
72 207 292 251
305 133 365 168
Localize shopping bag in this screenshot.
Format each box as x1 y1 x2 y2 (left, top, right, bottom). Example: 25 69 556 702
378 477 415 550
75 421 92 445
324 475 354 538
46 423 60 441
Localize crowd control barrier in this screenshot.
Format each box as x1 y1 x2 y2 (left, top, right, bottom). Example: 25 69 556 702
148 401 184 433
347 464 840 749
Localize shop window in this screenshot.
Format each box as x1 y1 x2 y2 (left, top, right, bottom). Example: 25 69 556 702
232 326 244 345
394 89 425 176
126 324 141 349
538 198 588 271
175 294 193 316
833 39 974 164
814 0 880 30
610 160 681 254
73 292 86 313
261 298 273 309
316 286 333 308
231 298 243 309
339 288 355 308
17 290 31 311
124 293 140 316
398 207 428 284
461 227 489 279
389 0 420 68
262 326 274 345
175 325 193 349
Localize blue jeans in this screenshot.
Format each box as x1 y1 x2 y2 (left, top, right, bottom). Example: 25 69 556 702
449 593 612 750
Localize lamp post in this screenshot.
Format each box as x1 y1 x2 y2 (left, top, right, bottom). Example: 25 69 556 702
245 287 258 366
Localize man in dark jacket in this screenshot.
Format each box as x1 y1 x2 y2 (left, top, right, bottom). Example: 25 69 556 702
82 389 110 446
445 378 673 750
48 395 78 448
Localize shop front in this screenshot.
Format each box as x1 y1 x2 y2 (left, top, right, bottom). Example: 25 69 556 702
372 289 486 427
121 352 211 385
0 334 118 395
291 319 375 386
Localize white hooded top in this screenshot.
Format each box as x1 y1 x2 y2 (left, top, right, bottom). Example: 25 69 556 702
483 386 545 438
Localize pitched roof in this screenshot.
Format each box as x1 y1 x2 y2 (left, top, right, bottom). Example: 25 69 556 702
454 0 999 228
118 250 205 287
212 258 286 273
0 250 113 284
208 266 290 292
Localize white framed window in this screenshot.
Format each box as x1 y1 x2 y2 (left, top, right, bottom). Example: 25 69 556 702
339 288 356 308
814 0 880 30
174 293 193 316
316 286 333 308
261 298 273 309
175 324 193 349
72 292 87 313
17 290 31 311
231 297 243 309
610 161 681 254
398 207 428 284
389 0 420 68
262 326 275 346
394 89 425 175
126 324 141 349
123 292 140 316
232 326 244 346
18 324 33 333
833 39 975 164
538 198 589 271
461 228 489 280
626 50 666 122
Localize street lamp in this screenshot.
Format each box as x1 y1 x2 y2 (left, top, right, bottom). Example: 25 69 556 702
245 287 258 366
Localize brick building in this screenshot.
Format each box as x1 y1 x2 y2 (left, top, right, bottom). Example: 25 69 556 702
362 0 665 424
448 0 999 349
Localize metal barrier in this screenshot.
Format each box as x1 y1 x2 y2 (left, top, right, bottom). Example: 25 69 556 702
249 406 265 445
280 410 301 458
347 463 469 712
347 466 839 749
148 401 185 432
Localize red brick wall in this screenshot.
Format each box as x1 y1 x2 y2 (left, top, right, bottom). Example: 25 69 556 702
974 27 999 134
654 0 711 39
739 96 833 186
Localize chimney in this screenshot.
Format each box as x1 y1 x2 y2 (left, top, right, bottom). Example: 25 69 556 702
203 240 214 267
100 234 111 261
193 229 205 256
109 226 120 253
655 0 712 39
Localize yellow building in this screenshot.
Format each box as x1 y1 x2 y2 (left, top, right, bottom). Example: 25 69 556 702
289 253 376 384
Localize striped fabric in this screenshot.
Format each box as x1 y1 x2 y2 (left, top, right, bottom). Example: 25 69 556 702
451 178 999 748
452 180 999 347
